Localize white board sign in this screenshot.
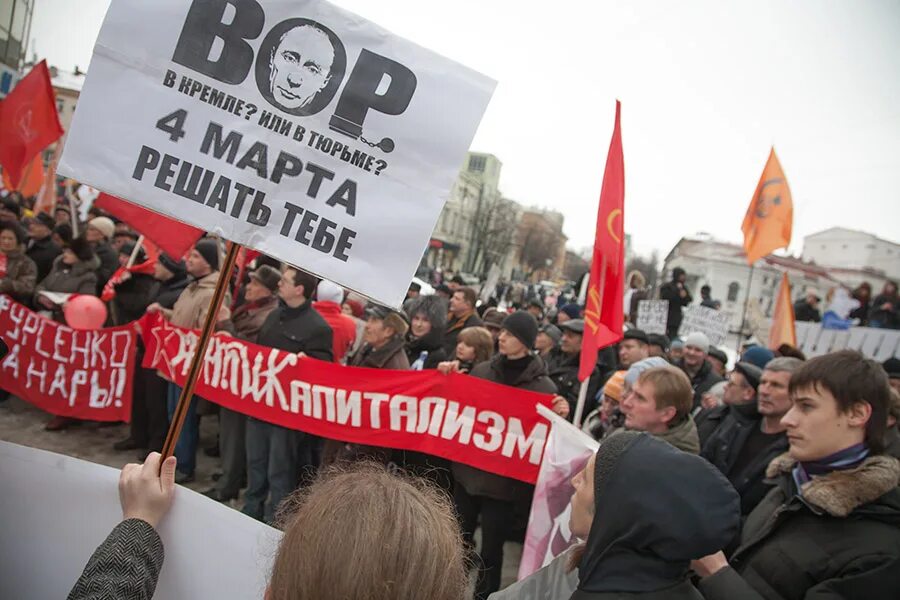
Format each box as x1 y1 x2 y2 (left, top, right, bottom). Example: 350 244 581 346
681 305 731 347
636 299 668 335
59 0 495 307
0 441 280 599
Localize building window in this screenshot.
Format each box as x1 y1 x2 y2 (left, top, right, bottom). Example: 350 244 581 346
727 282 740 302
468 155 486 173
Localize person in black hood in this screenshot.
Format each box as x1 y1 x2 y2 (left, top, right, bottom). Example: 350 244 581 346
150 254 189 309
404 294 449 369
491 431 740 599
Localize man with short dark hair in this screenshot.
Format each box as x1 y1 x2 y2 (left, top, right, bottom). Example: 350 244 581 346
676 331 724 410
443 286 482 355
694 350 900 599
25 213 61 282
243 266 333 524
702 359 802 515
619 366 700 453
545 319 603 420
618 329 650 369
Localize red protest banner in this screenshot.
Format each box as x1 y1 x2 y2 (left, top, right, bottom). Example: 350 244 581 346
0 296 137 421
141 313 553 484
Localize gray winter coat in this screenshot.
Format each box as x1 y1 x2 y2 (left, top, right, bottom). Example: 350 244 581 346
68 519 163 600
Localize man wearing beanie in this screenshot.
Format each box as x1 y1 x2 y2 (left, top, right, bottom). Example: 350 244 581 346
312 279 356 363
146 238 227 483
675 331 724 411
199 265 281 502
452 311 558 599
86 216 120 292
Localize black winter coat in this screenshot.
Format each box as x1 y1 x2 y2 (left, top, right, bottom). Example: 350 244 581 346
404 328 448 369
545 347 603 419
93 242 119 293
869 293 899 329
26 235 61 283
700 402 788 515
152 274 189 309
699 453 900 600
659 280 692 337
677 358 723 410
792 299 821 323
452 354 556 501
111 273 158 325
257 299 333 361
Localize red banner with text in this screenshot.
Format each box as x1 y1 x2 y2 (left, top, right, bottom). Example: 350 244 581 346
141 313 553 483
0 296 137 421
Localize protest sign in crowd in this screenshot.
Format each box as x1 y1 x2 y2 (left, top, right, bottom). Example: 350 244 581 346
1 0 900 598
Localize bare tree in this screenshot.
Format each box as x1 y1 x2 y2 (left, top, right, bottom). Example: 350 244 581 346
519 222 562 279
464 194 518 277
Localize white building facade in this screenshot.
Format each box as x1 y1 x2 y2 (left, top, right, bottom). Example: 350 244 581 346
802 227 900 286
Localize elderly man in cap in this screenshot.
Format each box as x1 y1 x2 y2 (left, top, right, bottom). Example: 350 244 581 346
25 212 62 282
146 238 228 483
85 216 120 291
707 346 729 377
618 328 650 369
702 358 803 515
202 265 281 502
647 333 670 358
675 331 724 411
534 323 561 358
545 319 604 421
243 266 332 522
481 307 505 351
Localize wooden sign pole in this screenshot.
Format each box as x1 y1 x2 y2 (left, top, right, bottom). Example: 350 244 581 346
160 241 241 465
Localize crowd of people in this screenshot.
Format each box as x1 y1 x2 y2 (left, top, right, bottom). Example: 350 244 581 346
1 192 899 598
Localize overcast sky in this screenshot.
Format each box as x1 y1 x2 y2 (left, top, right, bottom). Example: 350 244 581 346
29 0 900 260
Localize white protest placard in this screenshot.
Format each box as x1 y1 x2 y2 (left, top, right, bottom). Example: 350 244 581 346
59 0 495 307
636 299 668 334
0 441 280 599
681 304 731 347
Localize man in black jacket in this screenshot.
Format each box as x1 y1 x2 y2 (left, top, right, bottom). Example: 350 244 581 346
694 350 900 599
25 213 62 283
702 360 803 515
545 319 604 421
443 286 482 355
243 267 333 524
676 331 723 410
792 289 822 323
659 267 692 339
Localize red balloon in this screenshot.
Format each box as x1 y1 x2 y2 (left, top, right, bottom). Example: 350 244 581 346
64 295 108 330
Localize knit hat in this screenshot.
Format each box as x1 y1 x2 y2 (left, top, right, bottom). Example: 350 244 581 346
624 356 672 388
603 370 627 402
194 238 220 271
623 329 649 345
250 265 281 293
481 307 506 330
88 216 115 240
408 295 448 330
670 338 685 350
733 362 763 391
742 345 775 370
882 357 900 380
316 279 345 304
683 331 710 353
158 253 185 277
559 303 582 320
501 311 539 349
539 324 562 344
648 333 670 351
118 242 146 263
68 237 95 262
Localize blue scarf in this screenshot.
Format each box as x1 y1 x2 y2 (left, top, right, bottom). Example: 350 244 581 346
792 443 869 494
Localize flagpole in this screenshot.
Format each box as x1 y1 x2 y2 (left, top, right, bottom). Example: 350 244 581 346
574 261 606 427
160 241 241 468
737 262 755 352
126 235 144 268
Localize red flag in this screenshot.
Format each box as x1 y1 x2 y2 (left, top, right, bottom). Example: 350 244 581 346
93 193 204 258
0 61 64 189
580 101 625 381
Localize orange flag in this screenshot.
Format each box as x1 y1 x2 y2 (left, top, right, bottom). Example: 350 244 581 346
742 148 792 264
2 154 44 196
769 272 797 349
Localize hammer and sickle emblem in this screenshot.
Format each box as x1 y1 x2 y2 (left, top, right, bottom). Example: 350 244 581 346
606 208 622 243
754 178 784 218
